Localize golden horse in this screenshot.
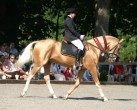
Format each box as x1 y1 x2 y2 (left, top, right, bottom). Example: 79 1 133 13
17 35 124 101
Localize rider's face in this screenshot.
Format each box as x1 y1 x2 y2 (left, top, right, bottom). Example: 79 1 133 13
69 13 76 19
72 13 76 18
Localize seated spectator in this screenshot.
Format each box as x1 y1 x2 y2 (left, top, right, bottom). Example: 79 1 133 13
64 67 74 81
123 58 133 83
54 70 66 81
0 45 9 57
9 42 19 57
2 54 27 80
112 64 125 82
83 70 92 81
0 62 6 79
0 61 15 79
57 65 65 73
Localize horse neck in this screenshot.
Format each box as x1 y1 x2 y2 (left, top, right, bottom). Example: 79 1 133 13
87 37 106 56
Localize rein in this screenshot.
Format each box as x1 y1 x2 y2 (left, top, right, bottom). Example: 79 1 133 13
93 36 107 53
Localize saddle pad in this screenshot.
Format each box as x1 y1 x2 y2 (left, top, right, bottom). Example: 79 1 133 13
61 41 78 58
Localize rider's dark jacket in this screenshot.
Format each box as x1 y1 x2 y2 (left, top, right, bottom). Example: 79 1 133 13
64 16 80 42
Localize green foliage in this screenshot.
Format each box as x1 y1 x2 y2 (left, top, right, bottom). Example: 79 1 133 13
117 30 137 61
110 0 137 35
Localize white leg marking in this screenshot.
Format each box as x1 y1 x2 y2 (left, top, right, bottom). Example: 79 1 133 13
96 84 108 102
20 76 33 97
46 80 57 98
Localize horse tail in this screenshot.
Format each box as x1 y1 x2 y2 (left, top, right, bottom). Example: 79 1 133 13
16 41 37 67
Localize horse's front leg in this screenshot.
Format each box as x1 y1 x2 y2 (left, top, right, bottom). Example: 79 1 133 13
20 66 40 97
88 66 108 102
44 63 57 99
64 69 84 99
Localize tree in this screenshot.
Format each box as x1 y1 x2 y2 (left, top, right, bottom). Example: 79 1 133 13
94 0 110 37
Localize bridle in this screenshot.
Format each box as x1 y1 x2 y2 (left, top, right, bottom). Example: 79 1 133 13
93 36 121 59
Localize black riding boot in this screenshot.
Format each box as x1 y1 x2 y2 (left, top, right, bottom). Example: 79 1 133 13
76 49 83 68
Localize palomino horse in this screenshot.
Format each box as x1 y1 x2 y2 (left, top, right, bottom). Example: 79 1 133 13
17 35 124 101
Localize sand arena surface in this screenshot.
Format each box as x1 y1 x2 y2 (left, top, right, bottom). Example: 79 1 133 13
0 84 137 110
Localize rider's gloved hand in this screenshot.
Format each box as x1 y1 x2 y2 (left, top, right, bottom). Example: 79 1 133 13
80 35 85 40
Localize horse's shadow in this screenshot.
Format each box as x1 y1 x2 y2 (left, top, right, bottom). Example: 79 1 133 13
59 96 102 101
113 99 136 101
22 96 46 99
21 96 137 102
59 96 137 102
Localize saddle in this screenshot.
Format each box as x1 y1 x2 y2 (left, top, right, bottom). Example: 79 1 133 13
61 41 86 58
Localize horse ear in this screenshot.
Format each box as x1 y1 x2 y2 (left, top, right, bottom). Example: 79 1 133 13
119 39 125 43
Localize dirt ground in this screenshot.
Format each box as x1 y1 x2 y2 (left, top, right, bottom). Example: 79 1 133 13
0 84 137 110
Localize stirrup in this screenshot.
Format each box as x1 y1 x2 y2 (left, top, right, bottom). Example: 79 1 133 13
76 66 82 70
75 61 82 70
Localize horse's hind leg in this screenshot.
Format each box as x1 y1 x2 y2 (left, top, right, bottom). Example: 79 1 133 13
44 62 57 98
88 66 108 101
20 65 40 97
64 69 85 99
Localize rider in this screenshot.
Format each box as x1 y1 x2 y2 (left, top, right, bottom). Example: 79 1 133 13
64 8 85 68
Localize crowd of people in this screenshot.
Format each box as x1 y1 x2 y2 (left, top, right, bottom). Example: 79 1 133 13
0 42 136 83
0 43 28 80
99 58 137 83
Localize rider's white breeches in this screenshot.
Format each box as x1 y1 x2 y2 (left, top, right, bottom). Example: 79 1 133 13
71 39 84 50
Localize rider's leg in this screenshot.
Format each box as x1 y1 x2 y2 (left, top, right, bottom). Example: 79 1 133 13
71 39 84 67
76 49 83 66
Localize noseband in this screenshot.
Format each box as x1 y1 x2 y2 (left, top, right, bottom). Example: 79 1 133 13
93 36 120 59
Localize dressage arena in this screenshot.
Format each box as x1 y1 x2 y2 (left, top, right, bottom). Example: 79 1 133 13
0 83 137 110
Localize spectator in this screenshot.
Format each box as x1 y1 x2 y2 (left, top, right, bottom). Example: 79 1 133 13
9 42 19 57
83 70 92 81
123 58 132 83
54 70 66 81
0 62 6 79
112 64 125 82
0 45 9 57
2 54 27 80
0 62 12 79
58 65 65 73
64 67 74 81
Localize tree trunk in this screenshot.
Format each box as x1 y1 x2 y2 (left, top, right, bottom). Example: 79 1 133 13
94 0 110 37
55 10 60 41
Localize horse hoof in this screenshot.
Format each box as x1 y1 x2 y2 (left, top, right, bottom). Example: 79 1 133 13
104 97 108 102
64 97 68 100
53 95 58 99
20 93 24 97
64 94 68 100
20 91 26 97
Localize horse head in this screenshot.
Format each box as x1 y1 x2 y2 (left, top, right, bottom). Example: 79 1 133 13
107 38 124 62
